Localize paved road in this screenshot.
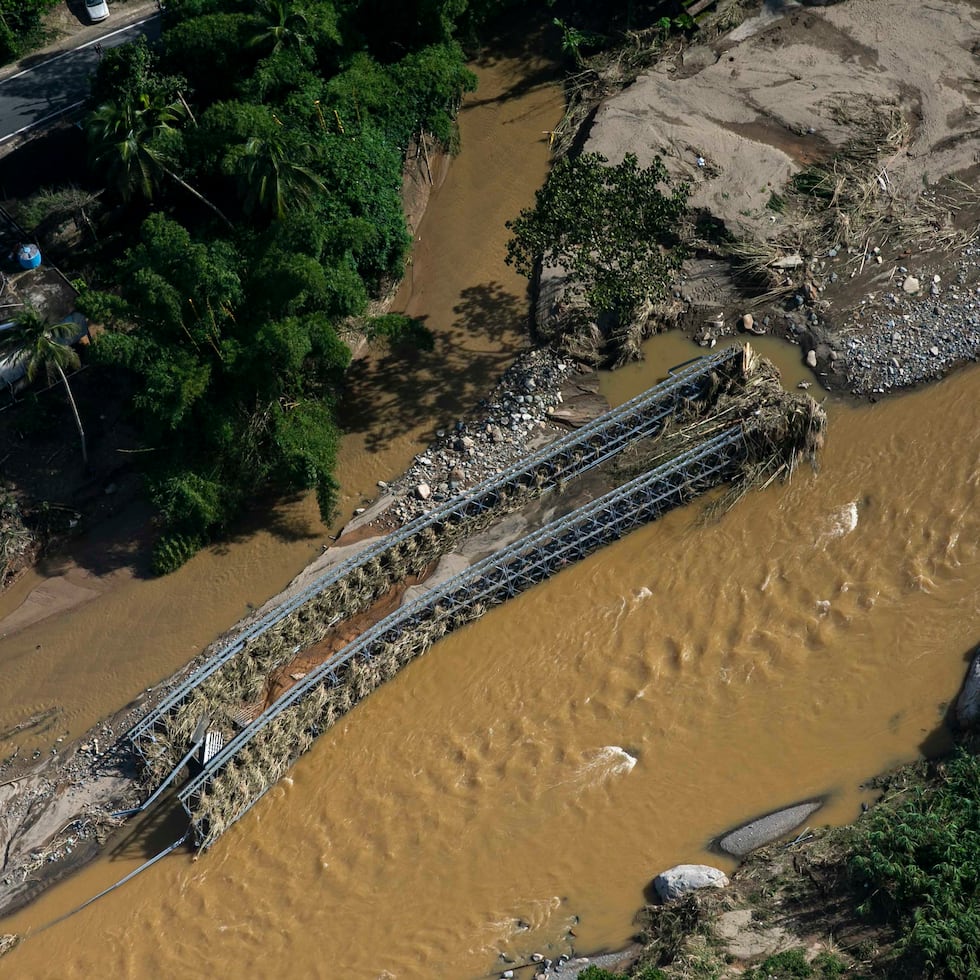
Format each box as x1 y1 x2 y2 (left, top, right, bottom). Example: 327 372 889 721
0 15 161 144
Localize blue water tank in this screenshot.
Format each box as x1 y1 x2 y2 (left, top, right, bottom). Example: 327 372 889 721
17 244 41 270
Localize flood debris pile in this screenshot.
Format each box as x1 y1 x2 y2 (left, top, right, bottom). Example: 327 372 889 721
189 637 427 845
618 345 826 502
167 346 825 850
729 96 977 307
782 98 912 255
0 488 34 589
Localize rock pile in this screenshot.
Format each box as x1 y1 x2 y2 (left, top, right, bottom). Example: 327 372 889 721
835 244 980 396
370 348 588 527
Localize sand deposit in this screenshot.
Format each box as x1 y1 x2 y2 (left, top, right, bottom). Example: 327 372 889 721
586 0 978 241
550 0 980 392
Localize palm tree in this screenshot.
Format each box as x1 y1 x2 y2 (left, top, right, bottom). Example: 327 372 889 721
249 0 310 56
229 133 325 221
87 94 233 229
0 307 87 465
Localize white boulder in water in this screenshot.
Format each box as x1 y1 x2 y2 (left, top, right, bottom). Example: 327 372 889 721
653 864 729 902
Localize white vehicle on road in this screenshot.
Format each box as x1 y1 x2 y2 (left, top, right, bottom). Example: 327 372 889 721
85 0 111 23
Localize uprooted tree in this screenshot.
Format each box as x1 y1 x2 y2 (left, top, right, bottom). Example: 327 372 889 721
505 151 689 365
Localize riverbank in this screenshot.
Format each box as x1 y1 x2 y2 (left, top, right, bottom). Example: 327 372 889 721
558 733 980 980
548 0 980 398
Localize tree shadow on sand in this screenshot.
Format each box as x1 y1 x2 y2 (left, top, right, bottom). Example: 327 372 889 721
339 281 530 456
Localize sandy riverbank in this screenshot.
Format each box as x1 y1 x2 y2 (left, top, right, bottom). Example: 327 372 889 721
543 0 980 396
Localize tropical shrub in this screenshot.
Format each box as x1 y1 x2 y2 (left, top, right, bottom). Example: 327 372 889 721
851 748 980 979
505 151 688 364
0 0 58 64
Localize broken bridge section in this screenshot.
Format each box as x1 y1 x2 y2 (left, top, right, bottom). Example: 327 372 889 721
179 426 747 848
123 343 825 849
127 346 743 778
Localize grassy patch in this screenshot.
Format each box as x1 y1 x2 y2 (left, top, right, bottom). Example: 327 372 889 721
766 192 787 214
742 948 846 979
581 967 668 980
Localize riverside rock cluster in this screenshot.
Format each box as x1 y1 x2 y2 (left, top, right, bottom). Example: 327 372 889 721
832 244 980 396
366 348 582 527
678 243 980 402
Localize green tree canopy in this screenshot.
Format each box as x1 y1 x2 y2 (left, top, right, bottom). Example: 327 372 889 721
505 152 689 362
87 92 233 226
87 93 186 203
223 131 325 220
76 0 483 570
349 0 467 61
0 0 58 63
88 213 352 569
162 12 258 104
89 36 185 108
305 123 411 285
193 100 282 176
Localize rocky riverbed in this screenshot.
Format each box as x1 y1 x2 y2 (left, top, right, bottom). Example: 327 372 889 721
831 243 980 397
671 235 980 402
364 348 607 530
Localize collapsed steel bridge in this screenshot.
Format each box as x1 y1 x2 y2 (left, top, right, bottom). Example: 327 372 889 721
178 425 745 847
127 346 741 760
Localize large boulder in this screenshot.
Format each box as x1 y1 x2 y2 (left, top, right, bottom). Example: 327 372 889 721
955 647 980 729
547 372 609 429
653 864 729 902
717 800 823 858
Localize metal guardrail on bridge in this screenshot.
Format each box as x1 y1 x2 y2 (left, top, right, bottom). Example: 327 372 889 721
128 347 741 752
178 425 745 847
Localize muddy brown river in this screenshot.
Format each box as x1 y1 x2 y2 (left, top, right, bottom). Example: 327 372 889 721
3 43 980 980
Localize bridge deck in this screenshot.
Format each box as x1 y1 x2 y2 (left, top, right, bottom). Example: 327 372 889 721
128 347 741 758
178 425 745 847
